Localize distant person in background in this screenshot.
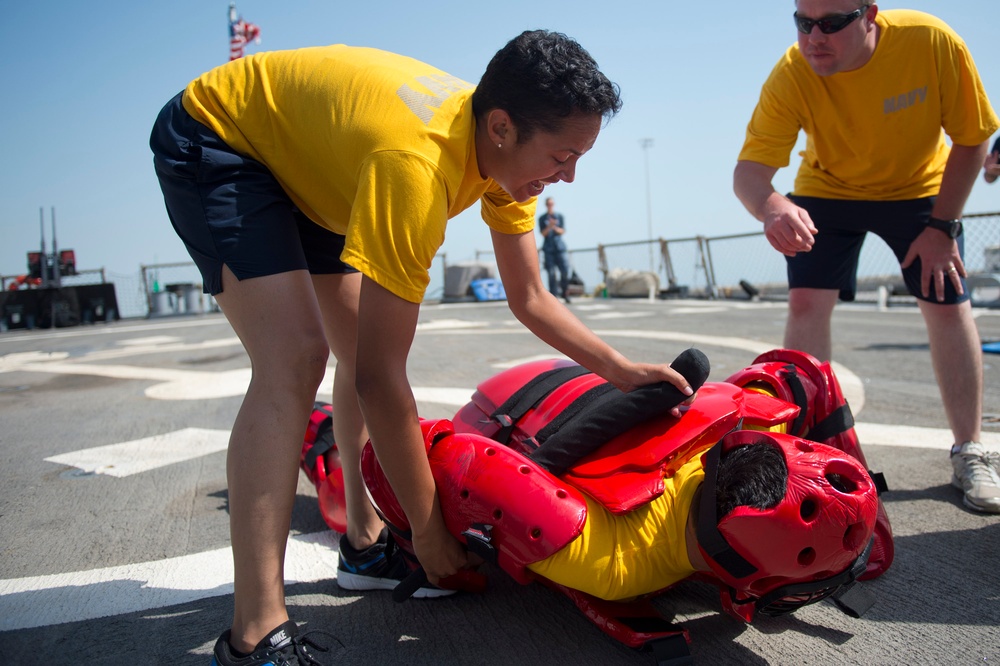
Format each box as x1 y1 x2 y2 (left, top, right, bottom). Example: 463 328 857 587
984 136 1000 184
733 2 1000 513
539 197 572 303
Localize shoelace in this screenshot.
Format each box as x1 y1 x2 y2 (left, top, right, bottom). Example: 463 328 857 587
959 451 1000 486
273 630 343 666
984 450 1000 474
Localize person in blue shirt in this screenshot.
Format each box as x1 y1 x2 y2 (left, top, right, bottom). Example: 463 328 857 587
538 197 572 303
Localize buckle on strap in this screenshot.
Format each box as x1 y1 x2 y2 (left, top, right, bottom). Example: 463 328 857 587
461 523 497 564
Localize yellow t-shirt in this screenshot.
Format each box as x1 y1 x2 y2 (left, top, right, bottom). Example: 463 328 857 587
182 45 536 302
527 456 704 601
739 10 999 200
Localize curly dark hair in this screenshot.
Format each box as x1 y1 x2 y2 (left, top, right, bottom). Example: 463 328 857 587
472 30 622 143
715 441 788 519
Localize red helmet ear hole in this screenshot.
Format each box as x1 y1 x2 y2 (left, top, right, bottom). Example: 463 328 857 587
795 440 815 453
843 522 867 551
797 547 817 567
800 498 819 522
825 460 868 493
826 472 858 493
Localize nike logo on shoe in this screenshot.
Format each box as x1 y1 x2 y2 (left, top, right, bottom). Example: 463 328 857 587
269 629 290 648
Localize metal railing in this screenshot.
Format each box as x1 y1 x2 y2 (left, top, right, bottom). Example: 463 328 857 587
565 211 1000 301
3 212 997 325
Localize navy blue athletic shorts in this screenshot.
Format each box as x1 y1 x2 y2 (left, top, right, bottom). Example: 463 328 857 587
786 195 968 304
149 92 357 295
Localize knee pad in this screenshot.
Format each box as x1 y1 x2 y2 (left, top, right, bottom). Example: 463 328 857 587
300 402 347 533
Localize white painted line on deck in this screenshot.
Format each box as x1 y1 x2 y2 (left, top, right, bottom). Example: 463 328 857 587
144 368 254 400
44 428 231 478
592 329 865 413
596 329 777 356
6 360 205 383
855 422 1000 449
568 303 613 311
0 531 341 632
118 335 184 346
586 311 655 320
41 388 477 478
0 316 234 345
412 387 474 406
415 319 488 331
663 307 731 315
491 354 569 369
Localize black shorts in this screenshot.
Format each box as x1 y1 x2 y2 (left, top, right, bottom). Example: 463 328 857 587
786 195 968 304
149 92 357 295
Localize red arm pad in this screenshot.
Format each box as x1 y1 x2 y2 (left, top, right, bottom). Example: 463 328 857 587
360 418 455 539
429 431 589 583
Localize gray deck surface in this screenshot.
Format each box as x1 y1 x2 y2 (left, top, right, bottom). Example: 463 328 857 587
2 297 999 665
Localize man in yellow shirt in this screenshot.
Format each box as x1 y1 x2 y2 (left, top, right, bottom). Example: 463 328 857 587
733 2 1000 513
151 31 694 666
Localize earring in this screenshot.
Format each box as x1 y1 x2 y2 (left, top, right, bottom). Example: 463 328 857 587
497 143 502 149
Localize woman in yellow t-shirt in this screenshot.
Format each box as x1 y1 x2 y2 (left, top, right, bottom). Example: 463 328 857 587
151 30 694 665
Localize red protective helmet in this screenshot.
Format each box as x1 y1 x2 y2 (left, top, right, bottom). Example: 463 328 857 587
695 429 879 620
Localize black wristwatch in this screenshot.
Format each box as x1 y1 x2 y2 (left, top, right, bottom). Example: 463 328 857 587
926 216 963 239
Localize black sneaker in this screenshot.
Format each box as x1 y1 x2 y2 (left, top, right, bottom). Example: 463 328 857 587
336 528 455 598
210 620 336 665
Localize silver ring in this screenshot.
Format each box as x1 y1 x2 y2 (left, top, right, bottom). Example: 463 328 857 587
947 267 958 273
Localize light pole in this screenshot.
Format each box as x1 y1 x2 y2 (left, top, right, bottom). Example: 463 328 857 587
639 138 655 271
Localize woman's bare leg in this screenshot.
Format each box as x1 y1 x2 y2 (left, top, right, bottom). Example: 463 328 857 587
214 265 330 653
312 272 384 549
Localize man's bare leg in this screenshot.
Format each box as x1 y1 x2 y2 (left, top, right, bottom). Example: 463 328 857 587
784 288 840 361
919 299 982 444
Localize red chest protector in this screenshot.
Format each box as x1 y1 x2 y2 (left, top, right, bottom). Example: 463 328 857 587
451 361 797 514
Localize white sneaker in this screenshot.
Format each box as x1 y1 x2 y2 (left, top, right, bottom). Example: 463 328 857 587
951 442 1000 514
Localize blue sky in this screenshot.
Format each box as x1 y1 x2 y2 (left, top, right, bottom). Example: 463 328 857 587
1 1 998 279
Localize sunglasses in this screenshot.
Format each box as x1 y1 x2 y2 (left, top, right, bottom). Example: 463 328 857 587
793 6 867 35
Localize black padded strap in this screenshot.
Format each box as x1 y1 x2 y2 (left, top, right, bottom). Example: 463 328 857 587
649 634 694 666
303 406 335 471
530 348 711 477
695 442 758 579
779 364 809 436
489 365 591 444
534 382 618 444
830 581 877 618
807 403 855 442
869 470 889 495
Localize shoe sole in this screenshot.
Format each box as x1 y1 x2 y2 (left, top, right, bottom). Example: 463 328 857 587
336 570 457 598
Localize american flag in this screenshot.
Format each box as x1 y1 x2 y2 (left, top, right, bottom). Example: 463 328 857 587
228 3 261 61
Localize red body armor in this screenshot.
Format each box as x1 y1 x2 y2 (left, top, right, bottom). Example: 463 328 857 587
300 349 893 655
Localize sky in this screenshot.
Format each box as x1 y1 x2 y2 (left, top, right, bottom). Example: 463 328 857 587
1 0 998 281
